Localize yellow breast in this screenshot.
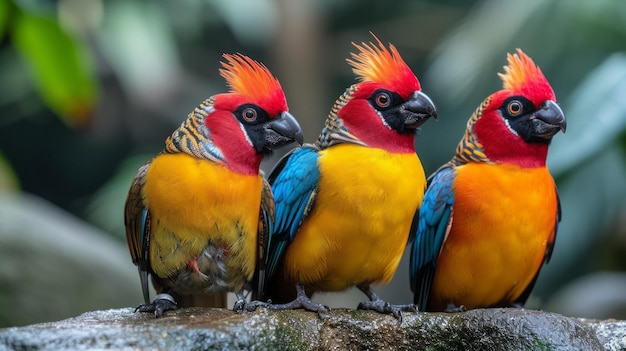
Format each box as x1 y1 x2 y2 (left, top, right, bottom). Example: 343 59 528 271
143 153 262 282
430 162 557 310
283 144 426 291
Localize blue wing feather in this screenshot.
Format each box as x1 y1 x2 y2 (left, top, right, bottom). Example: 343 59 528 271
409 166 456 311
265 146 320 283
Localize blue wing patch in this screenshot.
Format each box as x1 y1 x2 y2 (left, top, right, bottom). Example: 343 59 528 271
409 166 455 311
265 146 320 283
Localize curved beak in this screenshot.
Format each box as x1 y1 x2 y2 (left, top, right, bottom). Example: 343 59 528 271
402 91 438 129
530 100 566 139
264 111 304 150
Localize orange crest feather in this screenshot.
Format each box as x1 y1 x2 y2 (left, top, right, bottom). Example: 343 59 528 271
347 34 420 94
498 49 553 98
219 53 285 106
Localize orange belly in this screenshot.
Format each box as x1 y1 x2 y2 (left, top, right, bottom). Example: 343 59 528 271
429 163 557 310
282 144 426 292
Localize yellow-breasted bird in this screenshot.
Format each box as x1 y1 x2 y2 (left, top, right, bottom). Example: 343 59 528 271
262 35 437 318
410 49 566 312
124 54 303 317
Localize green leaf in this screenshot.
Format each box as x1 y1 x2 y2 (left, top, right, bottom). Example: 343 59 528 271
11 9 98 127
0 0 9 41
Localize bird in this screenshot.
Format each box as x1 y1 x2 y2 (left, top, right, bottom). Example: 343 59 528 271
409 49 566 312
262 34 437 318
124 53 303 317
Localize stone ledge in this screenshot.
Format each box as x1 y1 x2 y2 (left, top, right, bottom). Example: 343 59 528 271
0 307 623 350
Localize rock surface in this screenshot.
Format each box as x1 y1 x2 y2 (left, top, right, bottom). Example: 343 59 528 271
583 318 626 351
0 307 622 351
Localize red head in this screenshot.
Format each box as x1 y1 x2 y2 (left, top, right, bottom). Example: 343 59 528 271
347 35 422 99
471 49 566 168
331 34 436 153
200 54 302 174
215 54 288 116
498 49 555 106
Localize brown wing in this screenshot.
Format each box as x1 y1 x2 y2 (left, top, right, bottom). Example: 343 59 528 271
124 160 152 304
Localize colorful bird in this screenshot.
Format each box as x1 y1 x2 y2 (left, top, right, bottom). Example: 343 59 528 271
124 54 303 317
410 49 566 312
263 35 437 318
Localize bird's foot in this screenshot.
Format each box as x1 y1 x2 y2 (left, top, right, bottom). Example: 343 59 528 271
232 290 272 313
357 299 417 321
265 284 330 314
233 299 272 313
266 295 330 314
356 284 416 321
443 303 466 313
510 302 524 309
134 293 177 318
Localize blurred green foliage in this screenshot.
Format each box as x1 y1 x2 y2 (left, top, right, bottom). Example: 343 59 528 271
0 0 625 326
0 150 19 191
2 0 97 126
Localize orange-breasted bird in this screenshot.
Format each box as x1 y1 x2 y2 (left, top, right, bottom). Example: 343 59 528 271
409 49 566 312
124 54 303 317
263 35 437 318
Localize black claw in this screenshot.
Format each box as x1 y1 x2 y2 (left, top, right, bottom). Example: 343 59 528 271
266 284 330 314
356 284 417 321
232 290 246 313
267 297 330 314
232 289 272 313
134 293 177 318
233 299 271 313
357 300 417 321
232 299 246 313
247 300 273 312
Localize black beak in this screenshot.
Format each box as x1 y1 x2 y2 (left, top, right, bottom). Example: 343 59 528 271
402 91 438 129
264 111 304 150
531 100 566 139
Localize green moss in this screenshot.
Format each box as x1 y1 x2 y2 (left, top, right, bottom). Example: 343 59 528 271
269 324 310 350
534 339 553 351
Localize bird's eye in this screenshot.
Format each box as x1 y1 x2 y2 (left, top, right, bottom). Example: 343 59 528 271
508 100 522 116
242 108 257 121
375 92 391 108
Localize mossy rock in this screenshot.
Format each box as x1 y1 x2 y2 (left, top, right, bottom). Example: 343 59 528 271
1 307 621 350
